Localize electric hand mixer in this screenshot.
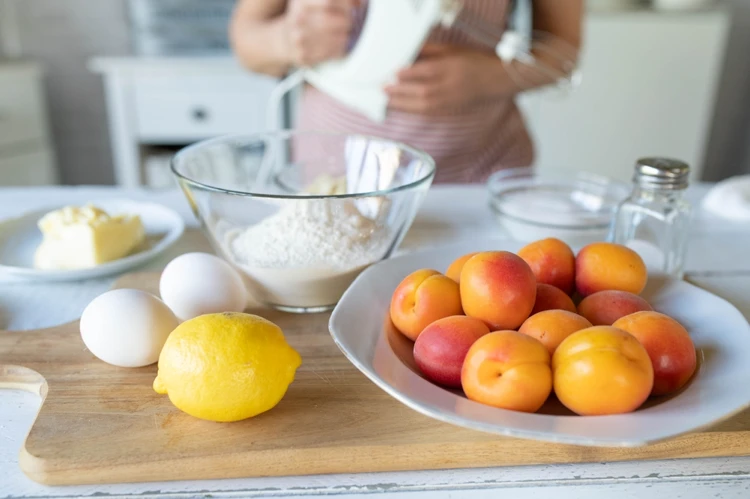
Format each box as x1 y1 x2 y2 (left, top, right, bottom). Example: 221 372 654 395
259 0 579 186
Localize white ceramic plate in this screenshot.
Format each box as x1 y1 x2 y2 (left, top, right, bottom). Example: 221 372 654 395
0 199 185 282
330 239 750 447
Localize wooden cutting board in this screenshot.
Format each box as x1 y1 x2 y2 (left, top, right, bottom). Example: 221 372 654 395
3 272 750 486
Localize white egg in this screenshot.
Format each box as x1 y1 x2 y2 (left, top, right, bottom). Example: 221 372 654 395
80 289 179 368
159 252 248 321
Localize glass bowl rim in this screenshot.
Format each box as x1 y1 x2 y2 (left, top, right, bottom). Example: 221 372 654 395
487 166 631 230
170 130 437 200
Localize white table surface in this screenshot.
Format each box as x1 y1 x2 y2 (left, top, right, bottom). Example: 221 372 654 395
1 184 750 499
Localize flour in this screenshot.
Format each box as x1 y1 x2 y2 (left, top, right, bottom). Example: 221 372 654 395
224 197 390 309
229 198 387 270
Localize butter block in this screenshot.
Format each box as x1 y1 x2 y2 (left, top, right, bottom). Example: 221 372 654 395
34 205 145 270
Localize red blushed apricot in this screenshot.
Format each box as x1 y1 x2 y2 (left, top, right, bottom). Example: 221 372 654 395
613 311 697 396
575 242 648 297
460 251 537 330
390 269 463 341
414 315 490 388
531 283 577 315
578 290 653 326
518 238 576 295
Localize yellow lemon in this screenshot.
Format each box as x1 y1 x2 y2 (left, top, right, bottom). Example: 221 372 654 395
153 312 301 422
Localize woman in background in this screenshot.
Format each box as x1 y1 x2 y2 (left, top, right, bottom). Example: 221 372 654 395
230 0 583 183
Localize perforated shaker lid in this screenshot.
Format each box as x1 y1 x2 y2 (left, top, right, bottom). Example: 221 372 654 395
634 157 690 190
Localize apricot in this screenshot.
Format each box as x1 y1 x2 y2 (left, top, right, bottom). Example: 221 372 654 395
390 269 463 341
531 283 577 315
519 310 592 355
552 326 654 415
413 316 490 388
446 252 479 283
613 311 697 396
461 330 552 413
575 242 648 296
577 290 653 326
460 251 537 330
518 238 576 295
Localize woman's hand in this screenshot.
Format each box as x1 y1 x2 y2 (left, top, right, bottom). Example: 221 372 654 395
285 0 359 67
385 44 514 115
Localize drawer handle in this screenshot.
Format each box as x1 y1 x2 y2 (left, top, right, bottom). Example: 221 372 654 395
191 107 209 122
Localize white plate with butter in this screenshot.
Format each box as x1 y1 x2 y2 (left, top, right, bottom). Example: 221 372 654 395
0 199 185 282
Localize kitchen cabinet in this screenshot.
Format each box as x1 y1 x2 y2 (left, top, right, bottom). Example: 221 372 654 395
0 148 55 186
89 57 280 188
0 61 57 185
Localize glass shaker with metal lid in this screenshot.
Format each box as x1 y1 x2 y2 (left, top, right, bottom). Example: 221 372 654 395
609 157 692 279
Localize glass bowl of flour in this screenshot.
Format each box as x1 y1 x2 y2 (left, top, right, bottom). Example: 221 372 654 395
171 131 435 313
487 167 630 247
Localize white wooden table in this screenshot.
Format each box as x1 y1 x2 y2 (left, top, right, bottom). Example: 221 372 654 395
2 184 750 499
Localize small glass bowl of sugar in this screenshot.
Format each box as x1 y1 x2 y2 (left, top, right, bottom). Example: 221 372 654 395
487 167 630 247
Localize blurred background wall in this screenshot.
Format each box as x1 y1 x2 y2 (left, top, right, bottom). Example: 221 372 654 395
1 0 748 187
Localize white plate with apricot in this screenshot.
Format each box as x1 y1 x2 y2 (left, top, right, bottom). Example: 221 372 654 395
329 238 750 447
